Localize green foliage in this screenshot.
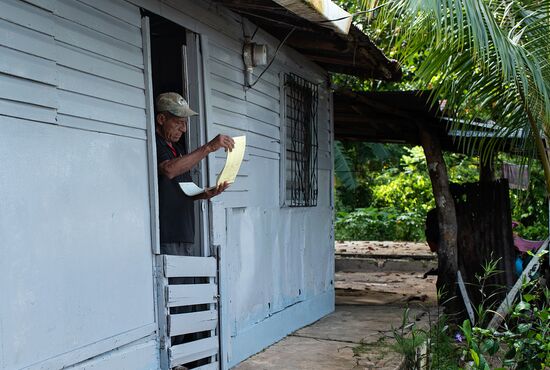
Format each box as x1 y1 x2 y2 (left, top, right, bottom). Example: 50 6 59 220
391 257 549 369
509 159 549 240
335 207 425 241
392 309 461 369
459 256 550 369
335 146 479 241
361 0 550 192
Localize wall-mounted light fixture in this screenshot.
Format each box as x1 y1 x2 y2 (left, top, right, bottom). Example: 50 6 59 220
243 39 267 87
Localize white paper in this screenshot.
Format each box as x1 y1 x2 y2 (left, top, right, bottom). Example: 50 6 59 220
217 136 246 185
179 135 246 196
179 182 209 197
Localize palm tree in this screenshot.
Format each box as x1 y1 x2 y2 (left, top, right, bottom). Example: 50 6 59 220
362 0 550 190
358 0 550 310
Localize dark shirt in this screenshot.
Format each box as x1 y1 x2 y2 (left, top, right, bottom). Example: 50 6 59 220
156 135 195 243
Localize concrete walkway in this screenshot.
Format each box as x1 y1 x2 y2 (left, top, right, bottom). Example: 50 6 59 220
235 242 438 370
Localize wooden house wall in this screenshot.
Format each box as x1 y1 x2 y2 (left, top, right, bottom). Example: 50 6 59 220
130 0 335 367
0 0 335 369
0 1 158 369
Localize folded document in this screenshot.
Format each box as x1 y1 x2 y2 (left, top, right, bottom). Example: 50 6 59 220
179 135 246 196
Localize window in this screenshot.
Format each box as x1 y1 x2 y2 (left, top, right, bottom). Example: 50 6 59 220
282 73 319 207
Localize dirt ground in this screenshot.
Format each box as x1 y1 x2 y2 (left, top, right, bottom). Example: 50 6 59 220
336 240 436 258
335 240 438 306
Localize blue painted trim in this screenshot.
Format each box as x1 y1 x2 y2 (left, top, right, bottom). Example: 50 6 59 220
228 289 335 368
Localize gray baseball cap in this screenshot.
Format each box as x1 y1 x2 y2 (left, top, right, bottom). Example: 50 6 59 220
155 92 198 117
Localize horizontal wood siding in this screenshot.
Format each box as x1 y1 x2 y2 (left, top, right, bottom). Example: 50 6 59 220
0 0 146 133
170 337 219 368
0 1 155 370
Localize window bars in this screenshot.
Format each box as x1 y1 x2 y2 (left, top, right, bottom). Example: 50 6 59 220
284 73 319 207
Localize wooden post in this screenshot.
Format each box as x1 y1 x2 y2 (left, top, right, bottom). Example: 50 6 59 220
479 153 495 182
419 124 459 313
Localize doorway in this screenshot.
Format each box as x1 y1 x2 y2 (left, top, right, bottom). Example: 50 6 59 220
145 11 208 257
142 11 221 370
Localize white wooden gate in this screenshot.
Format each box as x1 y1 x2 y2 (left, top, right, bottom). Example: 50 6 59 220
159 255 220 369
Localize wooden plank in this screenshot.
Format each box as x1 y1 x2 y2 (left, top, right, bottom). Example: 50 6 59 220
164 255 217 278
0 73 57 109
211 90 247 116
54 16 143 68
193 362 219 370
246 101 280 127
0 99 56 124
210 123 247 141
209 58 244 85
77 0 142 27
62 339 158 370
246 131 281 154
248 147 280 160
487 239 549 330
0 0 55 35
210 190 249 209
25 324 157 370
56 114 147 140
167 283 218 307
55 0 142 47
0 18 56 60
57 90 146 129
211 108 279 139
169 337 218 368
163 0 243 48
0 45 57 85
141 16 161 257
208 41 243 68
56 42 144 88
169 310 218 336
57 66 145 108
21 0 54 12
210 73 246 101
247 77 280 101
246 89 280 113
457 270 475 325
211 107 248 131
209 57 279 96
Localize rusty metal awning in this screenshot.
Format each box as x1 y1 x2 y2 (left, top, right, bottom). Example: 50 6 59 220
334 89 526 154
213 0 401 81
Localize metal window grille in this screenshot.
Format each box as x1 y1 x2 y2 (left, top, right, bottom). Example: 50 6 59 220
284 73 319 207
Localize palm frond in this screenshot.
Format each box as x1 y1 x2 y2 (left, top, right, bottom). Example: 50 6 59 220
362 0 550 189
334 141 358 190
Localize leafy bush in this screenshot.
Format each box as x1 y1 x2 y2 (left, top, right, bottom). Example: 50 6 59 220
335 207 425 241
459 253 550 369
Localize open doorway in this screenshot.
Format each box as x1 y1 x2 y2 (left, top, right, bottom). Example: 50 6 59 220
142 11 219 370
145 11 207 257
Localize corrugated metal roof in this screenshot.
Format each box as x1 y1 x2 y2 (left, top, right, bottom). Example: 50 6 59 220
334 89 527 154
214 0 401 81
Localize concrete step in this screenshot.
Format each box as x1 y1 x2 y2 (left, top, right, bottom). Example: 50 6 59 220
335 255 437 273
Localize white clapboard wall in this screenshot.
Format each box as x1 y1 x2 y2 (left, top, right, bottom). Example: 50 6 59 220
125 0 335 368
1 0 336 369
0 0 158 369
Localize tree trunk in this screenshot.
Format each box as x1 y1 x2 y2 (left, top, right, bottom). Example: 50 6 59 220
479 153 495 182
419 125 459 313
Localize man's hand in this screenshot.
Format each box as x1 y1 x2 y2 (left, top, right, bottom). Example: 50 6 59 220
194 182 230 200
206 134 235 153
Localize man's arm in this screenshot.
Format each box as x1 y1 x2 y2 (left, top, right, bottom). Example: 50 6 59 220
159 134 235 179
192 182 230 200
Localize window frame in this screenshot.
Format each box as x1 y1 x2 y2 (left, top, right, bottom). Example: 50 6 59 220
279 72 319 208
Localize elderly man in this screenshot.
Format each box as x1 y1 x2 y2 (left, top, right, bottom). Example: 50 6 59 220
155 92 234 255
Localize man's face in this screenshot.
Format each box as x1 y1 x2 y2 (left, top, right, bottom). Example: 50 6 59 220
157 112 188 143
